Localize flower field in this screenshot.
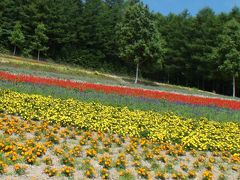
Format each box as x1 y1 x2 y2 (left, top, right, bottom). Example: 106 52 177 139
1 71 240 110
0 114 239 179
0 89 240 154
2 79 239 122
0 58 240 179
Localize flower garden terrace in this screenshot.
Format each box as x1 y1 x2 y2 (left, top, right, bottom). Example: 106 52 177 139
0 114 239 179
0 89 240 155
0 71 240 110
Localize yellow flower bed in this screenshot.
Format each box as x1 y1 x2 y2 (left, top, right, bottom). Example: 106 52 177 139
0 89 239 153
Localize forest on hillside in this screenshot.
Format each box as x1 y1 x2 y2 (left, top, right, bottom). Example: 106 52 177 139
0 0 240 97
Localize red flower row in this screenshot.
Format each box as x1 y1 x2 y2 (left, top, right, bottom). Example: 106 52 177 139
0 71 239 110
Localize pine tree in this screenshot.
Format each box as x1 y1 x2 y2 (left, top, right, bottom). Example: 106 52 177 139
159 11 193 85
46 0 81 57
101 0 124 62
190 8 221 89
79 0 106 60
0 0 21 47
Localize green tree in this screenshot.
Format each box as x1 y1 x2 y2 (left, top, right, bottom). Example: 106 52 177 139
0 26 2 43
46 0 82 57
116 3 166 84
0 0 21 47
158 10 193 85
190 8 221 89
31 23 48 60
101 0 124 62
76 0 105 66
218 19 240 97
9 22 25 55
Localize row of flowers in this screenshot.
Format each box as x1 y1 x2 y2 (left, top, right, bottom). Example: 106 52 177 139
0 71 239 110
0 88 239 154
0 114 239 179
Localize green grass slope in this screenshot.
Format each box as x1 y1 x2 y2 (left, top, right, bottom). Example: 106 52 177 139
0 54 238 100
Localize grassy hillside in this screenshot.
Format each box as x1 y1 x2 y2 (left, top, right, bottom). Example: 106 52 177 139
0 55 240 180
0 54 237 100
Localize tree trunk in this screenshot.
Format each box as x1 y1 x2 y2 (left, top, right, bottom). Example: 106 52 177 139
167 72 169 84
222 84 224 95
233 75 236 97
134 63 139 84
212 81 215 93
13 46 16 56
202 79 205 90
37 50 40 61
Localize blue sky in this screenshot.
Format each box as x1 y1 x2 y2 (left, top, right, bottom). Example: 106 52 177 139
142 0 238 15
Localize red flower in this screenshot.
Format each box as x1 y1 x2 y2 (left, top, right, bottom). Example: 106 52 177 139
0 71 239 110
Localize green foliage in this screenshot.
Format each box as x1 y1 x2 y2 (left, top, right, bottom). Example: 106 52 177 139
9 22 25 55
116 3 166 72
189 8 221 82
140 130 150 138
0 0 19 46
0 0 239 96
0 26 2 40
218 19 240 77
158 11 193 83
217 18 240 97
22 48 32 58
31 23 48 60
0 46 9 54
